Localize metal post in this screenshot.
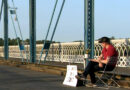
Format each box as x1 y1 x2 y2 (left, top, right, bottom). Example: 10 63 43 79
29 0 36 63
3 0 8 60
84 0 94 67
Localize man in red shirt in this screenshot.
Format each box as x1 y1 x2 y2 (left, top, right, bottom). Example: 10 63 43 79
76 37 118 87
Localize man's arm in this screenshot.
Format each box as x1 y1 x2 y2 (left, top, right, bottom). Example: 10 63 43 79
89 54 103 63
89 55 109 67
99 57 109 64
98 57 109 67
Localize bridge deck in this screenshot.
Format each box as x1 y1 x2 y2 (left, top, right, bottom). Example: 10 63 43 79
0 65 128 90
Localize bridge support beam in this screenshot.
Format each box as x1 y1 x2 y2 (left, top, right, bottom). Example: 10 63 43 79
84 0 94 66
29 0 36 63
3 0 8 60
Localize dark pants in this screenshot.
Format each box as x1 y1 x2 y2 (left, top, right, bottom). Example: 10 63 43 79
83 61 114 84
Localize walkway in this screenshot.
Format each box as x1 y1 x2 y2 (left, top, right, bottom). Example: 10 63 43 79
0 65 129 90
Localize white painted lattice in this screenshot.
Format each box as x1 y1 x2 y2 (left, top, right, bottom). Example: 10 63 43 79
0 39 129 67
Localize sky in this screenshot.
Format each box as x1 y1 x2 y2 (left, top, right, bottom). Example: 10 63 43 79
0 0 130 42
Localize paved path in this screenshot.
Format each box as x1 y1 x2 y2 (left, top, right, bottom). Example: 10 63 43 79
0 65 129 90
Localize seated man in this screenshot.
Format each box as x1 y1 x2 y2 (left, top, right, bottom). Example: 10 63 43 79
76 37 118 87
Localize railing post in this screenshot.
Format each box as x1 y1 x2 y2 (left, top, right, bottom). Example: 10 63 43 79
3 0 8 60
61 44 64 62
29 0 36 63
84 0 94 67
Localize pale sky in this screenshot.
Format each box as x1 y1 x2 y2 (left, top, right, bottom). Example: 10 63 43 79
0 0 130 42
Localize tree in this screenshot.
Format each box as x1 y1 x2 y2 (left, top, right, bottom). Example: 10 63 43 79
0 38 4 46
24 39 30 45
110 36 115 40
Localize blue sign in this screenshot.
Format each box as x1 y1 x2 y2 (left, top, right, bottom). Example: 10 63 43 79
19 45 24 50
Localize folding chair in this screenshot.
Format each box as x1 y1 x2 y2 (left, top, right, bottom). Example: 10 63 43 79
95 57 120 89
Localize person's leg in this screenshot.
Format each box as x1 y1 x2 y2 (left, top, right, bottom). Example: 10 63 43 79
83 61 98 77
89 71 96 83
84 62 103 87
75 61 97 80
89 64 104 84
76 61 104 82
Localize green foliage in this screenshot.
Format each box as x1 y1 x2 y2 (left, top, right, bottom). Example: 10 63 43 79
73 40 83 42
110 36 115 40
0 38 56 46
0 38 4 46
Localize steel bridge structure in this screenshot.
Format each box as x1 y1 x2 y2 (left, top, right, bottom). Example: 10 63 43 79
1 0 94 67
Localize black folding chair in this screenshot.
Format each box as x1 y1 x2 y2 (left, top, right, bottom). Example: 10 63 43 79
95 57 120 89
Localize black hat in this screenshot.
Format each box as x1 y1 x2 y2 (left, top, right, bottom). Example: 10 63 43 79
98 37 110 43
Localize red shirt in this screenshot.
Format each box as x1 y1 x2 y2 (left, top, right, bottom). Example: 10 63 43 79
102 45 118 66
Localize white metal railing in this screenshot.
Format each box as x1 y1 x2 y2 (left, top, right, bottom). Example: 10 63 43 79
0 39 130 67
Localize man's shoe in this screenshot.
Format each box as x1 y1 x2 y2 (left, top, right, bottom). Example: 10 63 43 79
85 83 97 87
75 74 86 81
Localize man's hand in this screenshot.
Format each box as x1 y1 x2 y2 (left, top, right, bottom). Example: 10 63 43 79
89 59 104 67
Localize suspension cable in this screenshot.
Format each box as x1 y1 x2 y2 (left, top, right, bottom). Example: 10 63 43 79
43 0 65 63
38 0 58 64
0 0 4 21
10 14 24 62
11 0 29 62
